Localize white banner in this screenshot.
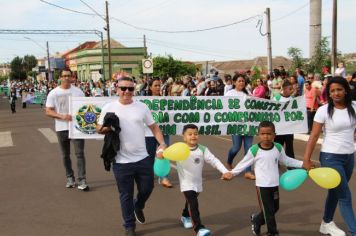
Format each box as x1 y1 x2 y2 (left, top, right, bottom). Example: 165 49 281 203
69 96 308 139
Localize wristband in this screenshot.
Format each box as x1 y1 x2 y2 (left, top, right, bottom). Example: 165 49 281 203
156 148 164 154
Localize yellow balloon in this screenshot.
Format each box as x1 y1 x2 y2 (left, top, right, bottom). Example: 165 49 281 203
163 142 190 161
309 167 341 189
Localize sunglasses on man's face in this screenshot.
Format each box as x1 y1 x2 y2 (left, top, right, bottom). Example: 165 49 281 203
119 86 134 92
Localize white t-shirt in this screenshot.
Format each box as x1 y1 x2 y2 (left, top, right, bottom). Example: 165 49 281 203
46 85 84 131
98 100 155 163
314 103 356 154
231 144 303 187
176 145 228 193
224 89 247 99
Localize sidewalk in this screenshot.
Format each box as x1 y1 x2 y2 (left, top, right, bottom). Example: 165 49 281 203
294 133 356 150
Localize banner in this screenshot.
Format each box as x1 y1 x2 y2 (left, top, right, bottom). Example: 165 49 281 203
69 96 308 139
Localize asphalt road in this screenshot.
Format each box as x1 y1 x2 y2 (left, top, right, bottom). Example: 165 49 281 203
0 97 355 236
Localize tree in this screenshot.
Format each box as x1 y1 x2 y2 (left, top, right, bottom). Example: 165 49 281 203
148 55 196 79
10 55 38 81
23 55 37 73
10 56 26 80
307 37 331 74
287 47 305 74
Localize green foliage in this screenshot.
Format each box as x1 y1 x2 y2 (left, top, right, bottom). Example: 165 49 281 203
250 66 262 86
287 47 305 74
307 37 331 74
10 55 37 81
10 56 26 80
54 70 60 81
0 75 8 83
151 55 196 79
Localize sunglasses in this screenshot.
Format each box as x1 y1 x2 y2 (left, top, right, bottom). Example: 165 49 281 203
119 86 134 92
62 74 71 77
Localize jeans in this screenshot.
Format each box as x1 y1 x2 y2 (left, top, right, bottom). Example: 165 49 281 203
320 152 356 235
227 135 253 172
56 130 86 181
145 135 170 175
112 156 154 229
307 109 316 133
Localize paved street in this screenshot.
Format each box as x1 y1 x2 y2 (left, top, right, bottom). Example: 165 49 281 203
0 97 355 236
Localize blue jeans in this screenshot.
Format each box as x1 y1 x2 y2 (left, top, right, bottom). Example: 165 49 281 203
320 152 356 235
145 135 170 176
227 135 253 172
112 156 154 229
56 130 86 181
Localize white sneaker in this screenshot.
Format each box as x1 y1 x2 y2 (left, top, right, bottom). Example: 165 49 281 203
77 179 89 191
180 216 193 229
197 228 211 236
66 177 75 188
319 221 346 236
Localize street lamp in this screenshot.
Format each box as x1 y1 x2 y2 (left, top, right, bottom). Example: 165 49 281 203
24 37 52 81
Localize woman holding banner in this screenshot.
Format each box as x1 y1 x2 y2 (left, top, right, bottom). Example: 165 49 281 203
225 74 255 180
303 77 356 236
145 77 173 188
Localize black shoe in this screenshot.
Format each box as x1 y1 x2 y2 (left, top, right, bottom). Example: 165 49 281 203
125 228 136 236
267 233 279 236
251 214 261 236
134 208 145 224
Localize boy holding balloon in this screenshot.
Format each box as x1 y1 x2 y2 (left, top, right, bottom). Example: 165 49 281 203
222 121 305 236
175 124 229 236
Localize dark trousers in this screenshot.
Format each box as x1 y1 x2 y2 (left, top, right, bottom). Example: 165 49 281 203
10 102 16 113
22 102 26 108
307 109 316 133
274 134 295 158
112 156 154 229
182 191 205 232
255 186 279 234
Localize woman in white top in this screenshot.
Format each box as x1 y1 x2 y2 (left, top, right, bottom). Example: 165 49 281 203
225 75 255 180
303 77 356 236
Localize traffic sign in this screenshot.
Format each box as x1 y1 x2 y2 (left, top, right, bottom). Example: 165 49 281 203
142 59 153 74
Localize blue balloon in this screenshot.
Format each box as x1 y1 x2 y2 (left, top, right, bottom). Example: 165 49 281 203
280 169 308 191
154 158 171 177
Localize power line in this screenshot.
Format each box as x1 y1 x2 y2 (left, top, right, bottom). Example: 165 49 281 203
272 2 309 22
79 0 105 21
147 41 237 59
40 0 262 34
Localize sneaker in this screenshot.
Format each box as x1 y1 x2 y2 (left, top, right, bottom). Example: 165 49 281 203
319 221 346 236
66 177 75 188
181 216 193 229
196 228 211 236
77 179 89 191
125 228 136 236
134 208 145 224
251 214 261 236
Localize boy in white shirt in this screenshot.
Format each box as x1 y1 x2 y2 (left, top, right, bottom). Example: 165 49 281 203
223 121 305 236
273 80 296 164
177 124 229 236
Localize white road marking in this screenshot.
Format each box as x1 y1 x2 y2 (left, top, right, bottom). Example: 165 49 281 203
38 128 58 143
0 131 14 147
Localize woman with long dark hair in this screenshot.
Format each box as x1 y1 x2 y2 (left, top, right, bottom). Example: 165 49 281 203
303 77 356 236
225 75 255 180
145 77 173 188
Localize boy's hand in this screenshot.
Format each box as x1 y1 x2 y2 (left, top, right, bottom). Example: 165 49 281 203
302 159 316 170
156 145 166 159
221 172 233 181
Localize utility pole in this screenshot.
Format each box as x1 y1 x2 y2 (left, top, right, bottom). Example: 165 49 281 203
331 0 337 74
105 0 112 80
266 8 273 74
46 41 51 81
143 34 147 58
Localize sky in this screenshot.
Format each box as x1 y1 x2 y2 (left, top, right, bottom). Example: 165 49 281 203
0 0 355 63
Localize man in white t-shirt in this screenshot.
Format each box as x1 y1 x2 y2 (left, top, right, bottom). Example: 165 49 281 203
96 77 166 236
45 69 89 191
